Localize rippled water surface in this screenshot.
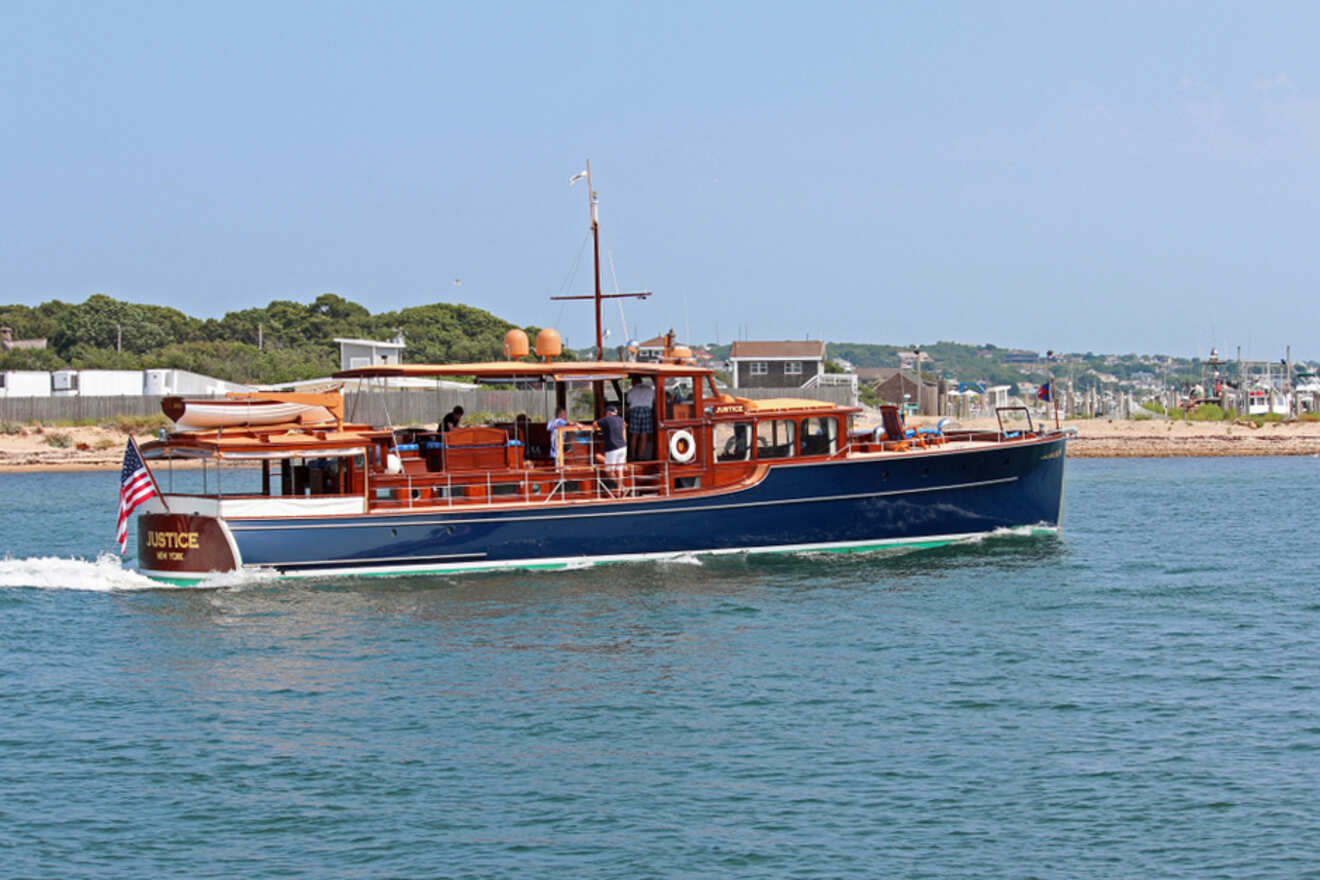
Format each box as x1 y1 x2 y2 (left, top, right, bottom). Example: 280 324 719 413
2 458 1318 878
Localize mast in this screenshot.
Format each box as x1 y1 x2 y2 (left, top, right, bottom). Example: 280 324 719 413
550 161 654 415
588 160 603 361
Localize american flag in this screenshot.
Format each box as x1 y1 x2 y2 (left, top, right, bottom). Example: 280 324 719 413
117 438 158 554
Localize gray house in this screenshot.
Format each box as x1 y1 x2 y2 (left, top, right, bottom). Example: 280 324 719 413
729 340 826 389
334 333 406 371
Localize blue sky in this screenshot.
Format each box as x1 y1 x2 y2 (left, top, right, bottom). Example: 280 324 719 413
3 1 1319 359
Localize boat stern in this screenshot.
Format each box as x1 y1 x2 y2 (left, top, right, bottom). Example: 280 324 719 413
137 511 242 584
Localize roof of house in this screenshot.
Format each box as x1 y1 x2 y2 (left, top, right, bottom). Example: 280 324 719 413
1 338 47 351
858 367 938 386
333 337 406 349
729 340 826 359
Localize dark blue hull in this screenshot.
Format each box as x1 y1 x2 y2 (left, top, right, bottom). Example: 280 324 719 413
218 436 1067 576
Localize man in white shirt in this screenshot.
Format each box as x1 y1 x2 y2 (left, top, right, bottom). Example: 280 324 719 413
625 375 655 461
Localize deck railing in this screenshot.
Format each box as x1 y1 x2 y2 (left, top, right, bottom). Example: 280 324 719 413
368 461 674 511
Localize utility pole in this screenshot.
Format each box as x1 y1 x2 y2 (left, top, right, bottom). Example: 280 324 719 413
912 344 921 416
258 323 263 350
116 324 122 353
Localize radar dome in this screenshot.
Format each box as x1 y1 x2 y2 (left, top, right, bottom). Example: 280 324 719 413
535 328 563 360
504 328 530 359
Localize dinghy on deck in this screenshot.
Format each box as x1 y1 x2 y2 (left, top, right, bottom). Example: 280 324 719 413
161 391 344 430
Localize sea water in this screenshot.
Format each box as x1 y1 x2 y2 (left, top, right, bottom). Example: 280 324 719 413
1 458 1317 878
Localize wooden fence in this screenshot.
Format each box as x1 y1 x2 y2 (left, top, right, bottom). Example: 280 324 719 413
1 386 857 425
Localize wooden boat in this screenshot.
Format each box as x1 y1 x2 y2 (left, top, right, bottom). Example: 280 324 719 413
132 359 1068 584
162 391 341 430
129 166 1067 583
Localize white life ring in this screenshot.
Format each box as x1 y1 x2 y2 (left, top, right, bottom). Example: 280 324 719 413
669 429 697 463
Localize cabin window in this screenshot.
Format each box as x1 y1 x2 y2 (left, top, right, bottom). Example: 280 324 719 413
664 378 695 420
748 361 768 376
800 417 838 455
715 422 753 461
277 456 346 496
756 419 795 459
784 361 803 376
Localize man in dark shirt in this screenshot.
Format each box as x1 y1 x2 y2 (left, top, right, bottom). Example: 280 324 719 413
598 402 626 479
441 406 463 433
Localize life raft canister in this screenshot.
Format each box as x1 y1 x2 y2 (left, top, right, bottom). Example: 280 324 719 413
669 429 696 463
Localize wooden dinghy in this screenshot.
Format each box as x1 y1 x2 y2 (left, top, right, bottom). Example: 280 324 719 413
162 391 344 430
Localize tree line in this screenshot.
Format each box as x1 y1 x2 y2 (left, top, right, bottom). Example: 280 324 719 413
0 293 548 385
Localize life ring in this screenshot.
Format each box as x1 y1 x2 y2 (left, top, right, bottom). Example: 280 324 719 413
669 429 696 463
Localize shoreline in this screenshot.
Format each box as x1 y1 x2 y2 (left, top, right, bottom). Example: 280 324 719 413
3 419 1320 472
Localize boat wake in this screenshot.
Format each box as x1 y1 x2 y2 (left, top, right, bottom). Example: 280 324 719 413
0 553 277 591
960 524 1058 545
0 553 166 591
660 552 704 566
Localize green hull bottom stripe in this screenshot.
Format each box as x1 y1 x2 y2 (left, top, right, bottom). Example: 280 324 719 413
136 527 1060 587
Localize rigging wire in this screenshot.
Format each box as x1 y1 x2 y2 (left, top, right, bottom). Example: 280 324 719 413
607 250 630 351
550 230 593 334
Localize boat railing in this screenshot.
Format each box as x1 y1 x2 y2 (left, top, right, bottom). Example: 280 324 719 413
994 406 1035 440
369 461 670 511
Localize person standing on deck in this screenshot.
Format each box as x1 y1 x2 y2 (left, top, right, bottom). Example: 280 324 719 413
598 402 627 481
626 375 655 461
547 407 570 465
440 406 463 433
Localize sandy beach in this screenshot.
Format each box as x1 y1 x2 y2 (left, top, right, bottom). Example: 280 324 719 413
0 426 163 472
3 416 1320 472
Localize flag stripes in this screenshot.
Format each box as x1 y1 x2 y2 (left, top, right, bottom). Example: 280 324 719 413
117 438 159 554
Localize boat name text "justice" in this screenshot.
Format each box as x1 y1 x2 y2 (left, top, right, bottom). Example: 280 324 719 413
145 530 200 550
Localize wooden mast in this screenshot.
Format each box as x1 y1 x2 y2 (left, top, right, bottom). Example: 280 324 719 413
550 160 653 416
588 160 603 362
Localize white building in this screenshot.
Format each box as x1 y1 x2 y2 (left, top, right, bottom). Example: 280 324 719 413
0 371 52 398
144 369 253 397
335 334 406 371
71 370 146 397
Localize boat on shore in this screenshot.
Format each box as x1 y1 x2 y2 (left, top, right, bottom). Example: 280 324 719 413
132 358 1067 584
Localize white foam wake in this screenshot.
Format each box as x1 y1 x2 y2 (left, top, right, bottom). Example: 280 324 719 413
0 553 167 591
660 552 704 566
960 524 1057 545
0 553 280 591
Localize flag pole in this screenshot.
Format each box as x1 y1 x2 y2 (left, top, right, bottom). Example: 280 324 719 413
1048 349 1059 429
133 435 170 512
